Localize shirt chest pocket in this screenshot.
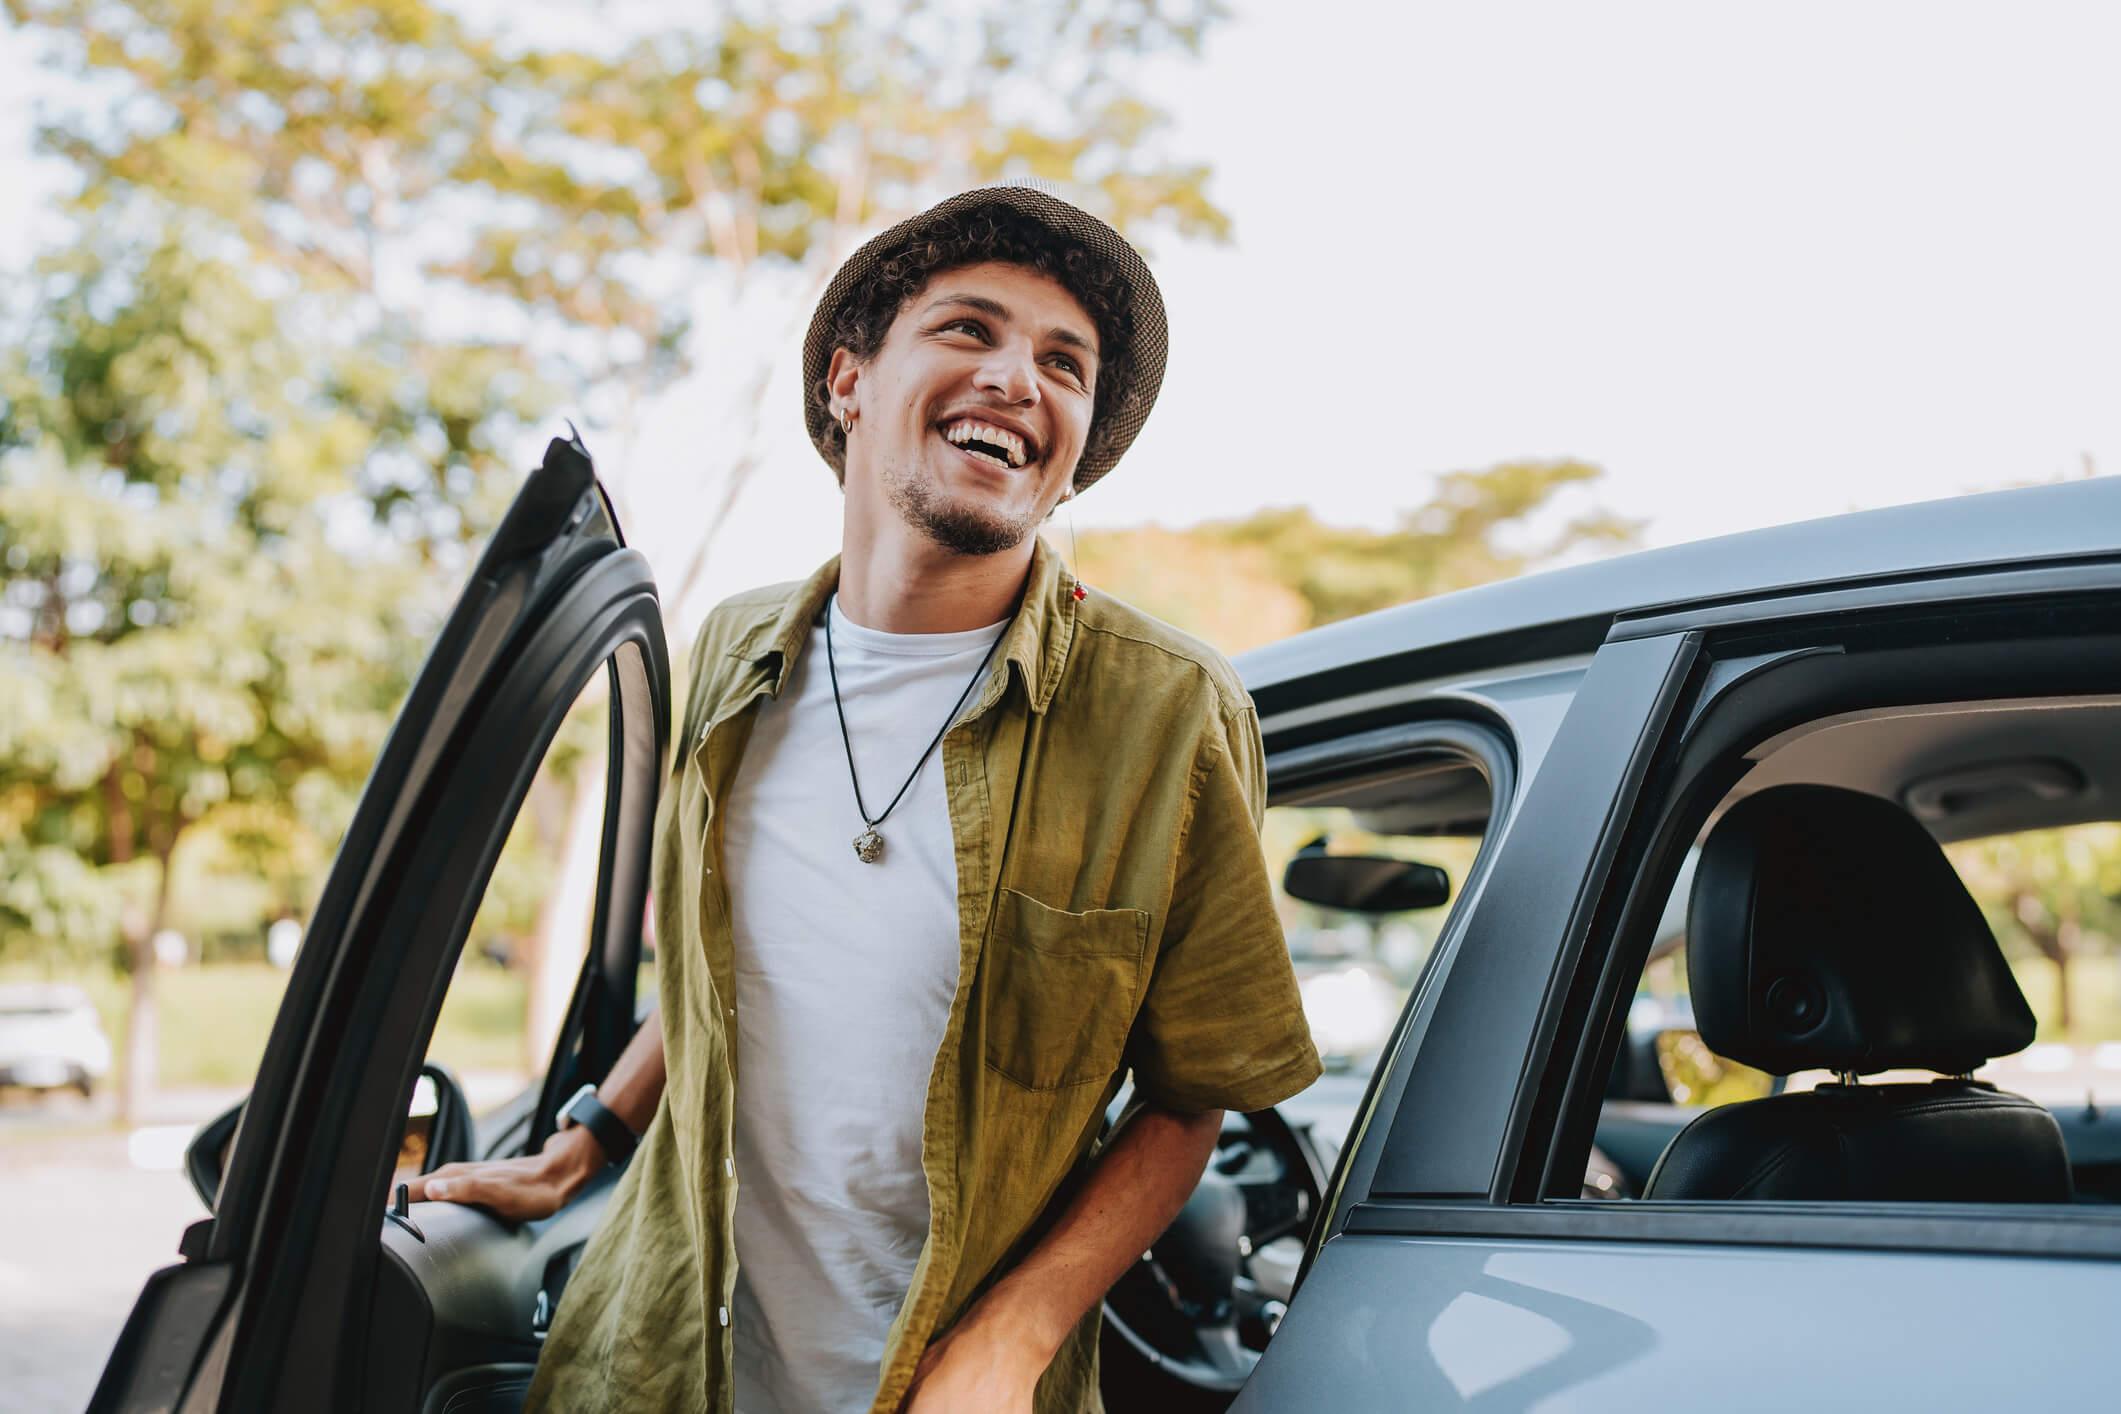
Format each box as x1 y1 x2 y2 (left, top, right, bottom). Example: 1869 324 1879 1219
981 889 1150 1092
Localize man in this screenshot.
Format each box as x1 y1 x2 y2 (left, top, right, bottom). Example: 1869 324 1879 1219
408 184 1322 1413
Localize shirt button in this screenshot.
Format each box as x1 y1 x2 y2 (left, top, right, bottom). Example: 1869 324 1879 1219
719 1306 730 1327
724 1156 735 1177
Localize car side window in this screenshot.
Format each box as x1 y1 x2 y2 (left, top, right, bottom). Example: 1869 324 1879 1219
1627 821 2121 1117
1581 688 2121 1207
1262 748 1496 1157
404 669 615 1178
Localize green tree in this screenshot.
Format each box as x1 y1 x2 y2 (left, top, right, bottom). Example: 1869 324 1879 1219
1951 825 2121 1036
0 242 443 1116
3 0 1236 1102
6 0 1231 585
1078 459 1641 653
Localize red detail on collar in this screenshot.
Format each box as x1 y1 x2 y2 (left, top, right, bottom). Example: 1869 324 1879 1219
1072 583 1087 601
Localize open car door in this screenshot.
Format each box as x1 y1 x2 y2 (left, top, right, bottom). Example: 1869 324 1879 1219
90 434 671 1414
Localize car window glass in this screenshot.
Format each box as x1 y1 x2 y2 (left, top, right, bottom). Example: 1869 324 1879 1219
419 669 611 1139
1628 942 1775 1110
1262 797 1486 1156
1947 823 2121 1099
1586 697 2121 1208
1631 821 2121 1114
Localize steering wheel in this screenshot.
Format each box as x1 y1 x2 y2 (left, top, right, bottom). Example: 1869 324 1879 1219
1099 1102 1328 1403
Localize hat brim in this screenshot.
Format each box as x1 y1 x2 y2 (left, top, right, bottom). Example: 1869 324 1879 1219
802 185 1168 495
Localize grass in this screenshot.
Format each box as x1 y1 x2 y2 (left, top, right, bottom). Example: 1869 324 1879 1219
6 958 532 1092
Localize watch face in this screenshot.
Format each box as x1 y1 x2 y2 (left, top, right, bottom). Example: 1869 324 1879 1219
559 1083 598 1127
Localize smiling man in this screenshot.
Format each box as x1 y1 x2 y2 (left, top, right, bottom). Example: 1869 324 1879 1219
411 185 1321 1414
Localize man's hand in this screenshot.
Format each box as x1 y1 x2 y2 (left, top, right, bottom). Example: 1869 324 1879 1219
896 1104 1224 1412
403 1122 606 1222
897 1303 1047 1414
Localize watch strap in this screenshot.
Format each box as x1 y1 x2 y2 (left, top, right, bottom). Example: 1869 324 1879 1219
559 1084 638 1164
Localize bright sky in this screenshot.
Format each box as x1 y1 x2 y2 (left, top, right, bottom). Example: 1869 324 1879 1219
8 1 2120 614
1123 0 2121 544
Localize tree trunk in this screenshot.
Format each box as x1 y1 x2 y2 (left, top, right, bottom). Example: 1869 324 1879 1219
2017 895 2072 1034
2054 951 2073 1036
120 921 158 1126
119 829 181 1127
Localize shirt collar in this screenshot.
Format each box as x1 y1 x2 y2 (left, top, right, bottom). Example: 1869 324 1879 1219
725 536 1076 714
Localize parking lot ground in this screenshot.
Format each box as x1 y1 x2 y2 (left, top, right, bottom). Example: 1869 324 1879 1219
1 1090 226 1413
0 1049 2113 1412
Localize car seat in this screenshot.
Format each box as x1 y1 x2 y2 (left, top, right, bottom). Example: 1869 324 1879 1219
1644 784 2072 1203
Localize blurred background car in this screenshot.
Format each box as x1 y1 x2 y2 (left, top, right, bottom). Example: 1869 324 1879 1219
0 981 112 1098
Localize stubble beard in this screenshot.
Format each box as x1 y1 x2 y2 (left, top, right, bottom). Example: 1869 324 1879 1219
879 452 1040 557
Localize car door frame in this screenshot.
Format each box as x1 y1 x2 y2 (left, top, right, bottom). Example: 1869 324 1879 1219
1253 634 1659 1277
91 435 671 1414
1315 556 2121 1261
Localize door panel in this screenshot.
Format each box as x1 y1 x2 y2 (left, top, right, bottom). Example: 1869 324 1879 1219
1238 1231 2112 1410
1347 634 1701 1203
363 1167 626 1412
93 435 670 1414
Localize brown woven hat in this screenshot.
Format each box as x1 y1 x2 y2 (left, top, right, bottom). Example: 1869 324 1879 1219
802 183 1168 495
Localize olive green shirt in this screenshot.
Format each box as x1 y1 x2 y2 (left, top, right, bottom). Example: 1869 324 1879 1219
527 537 1322 1414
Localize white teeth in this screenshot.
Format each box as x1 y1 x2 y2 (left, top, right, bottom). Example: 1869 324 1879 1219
941 419 1029 467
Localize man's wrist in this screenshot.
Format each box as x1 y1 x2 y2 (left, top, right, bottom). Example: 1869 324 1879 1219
556 1083 639 1162
543 1123 610 1195
958 1272 1075 1370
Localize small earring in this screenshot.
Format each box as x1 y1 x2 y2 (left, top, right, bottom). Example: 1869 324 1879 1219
839 408 855 435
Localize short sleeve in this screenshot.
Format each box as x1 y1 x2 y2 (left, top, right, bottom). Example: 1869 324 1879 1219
1125 704 1322 1114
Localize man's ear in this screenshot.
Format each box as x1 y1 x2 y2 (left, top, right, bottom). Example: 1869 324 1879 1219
826 347 861 418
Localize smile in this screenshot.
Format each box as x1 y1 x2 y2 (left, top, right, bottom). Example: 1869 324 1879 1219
938 417 1033 469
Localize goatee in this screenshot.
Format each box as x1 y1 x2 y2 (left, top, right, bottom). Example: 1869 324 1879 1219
882 459 1036 557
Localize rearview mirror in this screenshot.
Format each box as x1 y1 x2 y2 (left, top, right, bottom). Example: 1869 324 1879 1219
396 1062 475 1186
1283 838 1450 914
183 1060 476 1213
184 1102 244 1212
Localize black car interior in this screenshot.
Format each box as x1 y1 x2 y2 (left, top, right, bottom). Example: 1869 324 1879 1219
1642 784 2071 1203
1586 695 2121 1206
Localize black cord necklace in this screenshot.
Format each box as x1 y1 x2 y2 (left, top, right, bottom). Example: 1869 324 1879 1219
824 594 1002 864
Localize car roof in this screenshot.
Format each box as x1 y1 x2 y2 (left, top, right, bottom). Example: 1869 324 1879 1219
1238 477 2121 713
0 982 94 1012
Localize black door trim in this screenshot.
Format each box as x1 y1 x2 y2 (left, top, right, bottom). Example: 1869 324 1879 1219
115 438 677 1414
1520 593 2121 1222
227 550 666 1411
1353 633 1702 1201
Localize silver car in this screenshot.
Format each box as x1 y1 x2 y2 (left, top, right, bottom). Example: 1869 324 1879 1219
0 982 111 1097
91 447 2121 1412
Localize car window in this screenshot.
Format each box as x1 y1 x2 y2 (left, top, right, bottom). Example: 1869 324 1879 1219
1947 823 2121 1098
1263 779 1489 1155
1582 687 2121 1206
1625 822 2121 1114
418 667 613 1143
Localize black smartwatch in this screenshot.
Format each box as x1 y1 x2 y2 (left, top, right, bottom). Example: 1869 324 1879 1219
556 1084 638 1164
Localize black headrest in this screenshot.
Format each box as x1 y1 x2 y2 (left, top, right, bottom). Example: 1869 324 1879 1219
1688 784 2035 1076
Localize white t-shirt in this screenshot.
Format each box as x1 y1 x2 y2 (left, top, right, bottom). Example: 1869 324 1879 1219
723 595 1005 1414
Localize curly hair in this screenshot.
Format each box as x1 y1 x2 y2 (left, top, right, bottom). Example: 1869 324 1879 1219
810 200 1138 484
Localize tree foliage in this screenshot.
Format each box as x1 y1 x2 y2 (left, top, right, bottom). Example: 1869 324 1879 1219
1076 459 1642 654
0 0 1237 1107
1951 825 2121 1035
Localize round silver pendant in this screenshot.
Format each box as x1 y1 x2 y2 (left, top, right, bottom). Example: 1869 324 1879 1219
853 828 885 864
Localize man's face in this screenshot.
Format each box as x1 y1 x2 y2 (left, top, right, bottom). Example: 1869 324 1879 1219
837 260 1100 556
